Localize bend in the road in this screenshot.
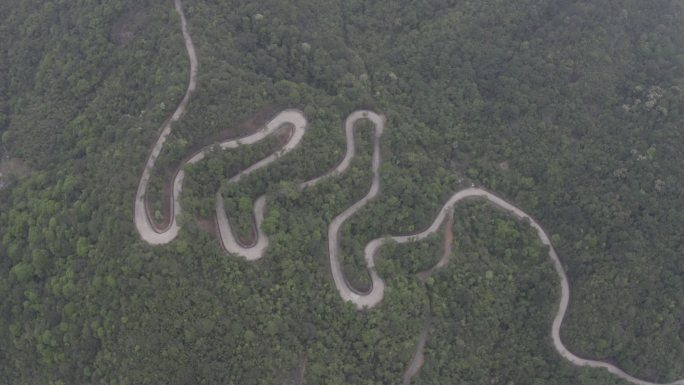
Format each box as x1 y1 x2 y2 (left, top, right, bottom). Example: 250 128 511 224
134 0 198 245
345 187 684 385
135 2 684 384
217 110 386 261
326 111 386 308
214 111 307 260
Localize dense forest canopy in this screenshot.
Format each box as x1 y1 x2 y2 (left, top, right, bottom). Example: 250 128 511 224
1 0 683 384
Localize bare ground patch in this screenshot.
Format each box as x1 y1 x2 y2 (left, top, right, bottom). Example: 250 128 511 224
110 8 151 46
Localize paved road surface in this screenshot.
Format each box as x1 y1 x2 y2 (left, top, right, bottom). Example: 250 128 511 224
134 2 684 384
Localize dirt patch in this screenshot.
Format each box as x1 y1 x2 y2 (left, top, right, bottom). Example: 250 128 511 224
195 216 217 237
233 220 257 248
110 8 150 46
273 123 295 146
0 157 31 177
278 357 307 385
440 212 454 268
403 313 432 385
343 265 372 294
450 151 472 177
498 160 510 170
210 105 279 144
296 360 306 385
0 157 31 188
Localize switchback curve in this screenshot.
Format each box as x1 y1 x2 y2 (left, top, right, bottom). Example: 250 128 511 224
133 2 684 384
215 110 384 260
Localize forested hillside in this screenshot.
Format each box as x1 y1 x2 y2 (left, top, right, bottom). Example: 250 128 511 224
1 0 683 384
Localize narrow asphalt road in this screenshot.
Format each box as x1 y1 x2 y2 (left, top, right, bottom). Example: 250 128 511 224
133 2 684 384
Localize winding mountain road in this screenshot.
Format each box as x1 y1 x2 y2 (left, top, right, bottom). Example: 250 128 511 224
216 110 383 260
133 2 684 384
134 0 198 245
